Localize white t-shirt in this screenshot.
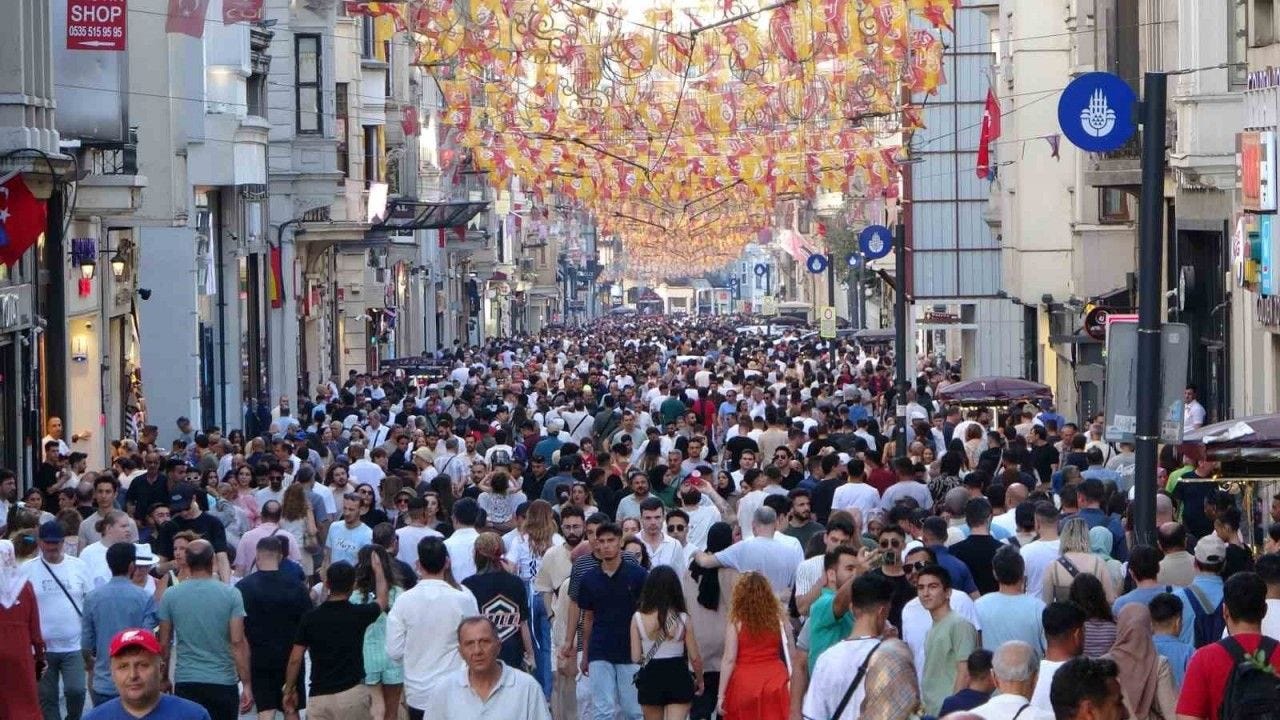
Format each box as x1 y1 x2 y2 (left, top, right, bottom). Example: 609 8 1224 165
77 541 112 589
1019 539 1062 598
900 594 982 683
395 525 443 567
1031 659 1067 712
714 535 804 601
831 483 881 518
683 504 722 551
802 636 882 719
444 527 480 583
794 554 825 598
22 555 91 653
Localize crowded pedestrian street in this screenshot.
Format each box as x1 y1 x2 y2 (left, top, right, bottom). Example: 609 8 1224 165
4 0 1280 719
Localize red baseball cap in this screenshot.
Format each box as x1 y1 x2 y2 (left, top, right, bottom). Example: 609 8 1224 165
108 628 162 657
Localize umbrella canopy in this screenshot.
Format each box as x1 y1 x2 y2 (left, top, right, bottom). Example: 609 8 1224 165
1182 414 1280 463
935 376 1053 405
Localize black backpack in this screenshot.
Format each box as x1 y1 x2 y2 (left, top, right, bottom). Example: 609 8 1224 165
1184 585 1227 648
1219 636 1280 720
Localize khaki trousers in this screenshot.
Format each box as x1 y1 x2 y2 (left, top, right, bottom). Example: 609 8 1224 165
308 684 370 720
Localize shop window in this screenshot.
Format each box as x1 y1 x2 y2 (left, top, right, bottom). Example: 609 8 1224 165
1253 0 1275 47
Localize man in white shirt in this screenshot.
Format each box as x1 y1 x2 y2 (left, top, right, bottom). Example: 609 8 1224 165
694 506 804 602
831 459 881 518
395 497 444 566
971 641 1055 720
444 498 481 583
24 521 92 718
736 464 786 539
347 442 386 490
426 616 551 720
1019 503 1062 598
1030 602 1086 712
387 536 479 720
637 498 683 569
1183 385 1207 432
365 412 391 450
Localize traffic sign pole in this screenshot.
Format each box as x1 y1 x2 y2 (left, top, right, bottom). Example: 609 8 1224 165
1132 72 1167 549
894 221 908 460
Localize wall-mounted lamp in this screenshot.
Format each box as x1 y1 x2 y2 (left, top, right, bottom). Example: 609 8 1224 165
109 251 126 282
71 336 89 363
78 257 96 281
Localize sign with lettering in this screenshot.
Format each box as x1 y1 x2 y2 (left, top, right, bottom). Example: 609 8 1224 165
1240 131 1278 212
66 0 126 51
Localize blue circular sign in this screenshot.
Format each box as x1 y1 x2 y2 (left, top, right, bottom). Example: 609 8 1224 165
847 252 861 268
754 263 768 276
1057 72 1137 153
806 254 829 274
858 225 893 260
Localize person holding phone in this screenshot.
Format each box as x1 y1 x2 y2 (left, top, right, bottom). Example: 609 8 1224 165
868 524 915 632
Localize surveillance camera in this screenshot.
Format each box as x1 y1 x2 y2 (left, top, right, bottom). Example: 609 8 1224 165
137 288 153 300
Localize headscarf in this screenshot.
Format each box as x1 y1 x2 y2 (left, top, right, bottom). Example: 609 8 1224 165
690 522 734 610
1109 603 1160 718
1088 526 1113 556
0 539 27 609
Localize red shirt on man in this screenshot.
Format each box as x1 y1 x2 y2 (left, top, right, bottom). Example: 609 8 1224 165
1176 634 1280 720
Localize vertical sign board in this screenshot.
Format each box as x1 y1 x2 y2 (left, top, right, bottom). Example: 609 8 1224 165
1103 322 1190 444
66 0 127 51
760 296 778 316
1241 131 1279 213
819 306 837 338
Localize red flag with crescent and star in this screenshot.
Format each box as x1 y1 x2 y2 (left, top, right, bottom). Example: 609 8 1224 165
0 173 47 266
976 88 1002 179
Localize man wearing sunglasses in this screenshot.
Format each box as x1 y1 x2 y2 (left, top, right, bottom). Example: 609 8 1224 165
898 547 981 686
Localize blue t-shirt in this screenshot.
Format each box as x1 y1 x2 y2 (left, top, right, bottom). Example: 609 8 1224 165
930 546 978 596
326 521 373 566
1153 633 1194 688
1112 585 1175 618
939 688 991 716
974 592 1045 658
577 561 648 665
83 694 212 719
157 578 245 685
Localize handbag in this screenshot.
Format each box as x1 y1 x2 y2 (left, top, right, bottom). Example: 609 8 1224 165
829 640 881 720
632 614 671 688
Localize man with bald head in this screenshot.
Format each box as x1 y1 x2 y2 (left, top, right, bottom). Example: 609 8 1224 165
1156 522 1194 587
970 641 1054 720
1156 492 1174 524
992 483 1028 536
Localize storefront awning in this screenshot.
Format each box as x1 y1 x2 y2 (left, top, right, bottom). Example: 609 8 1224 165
372 200 489 230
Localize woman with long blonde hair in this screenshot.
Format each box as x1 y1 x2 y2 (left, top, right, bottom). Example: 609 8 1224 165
716 572 794 720
506 499 563 699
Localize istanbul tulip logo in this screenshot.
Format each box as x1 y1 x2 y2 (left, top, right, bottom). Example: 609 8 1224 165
1081 89 1116 138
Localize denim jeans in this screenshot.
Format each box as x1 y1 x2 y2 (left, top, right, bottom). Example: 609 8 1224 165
587 660 641 720
531 592 553 699
38 650 86 720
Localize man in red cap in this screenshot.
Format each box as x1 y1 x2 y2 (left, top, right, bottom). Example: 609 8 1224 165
82 628 209 719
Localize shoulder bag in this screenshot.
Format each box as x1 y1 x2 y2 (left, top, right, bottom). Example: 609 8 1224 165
631 613 669 688
830 640 882 719
41 559 82 617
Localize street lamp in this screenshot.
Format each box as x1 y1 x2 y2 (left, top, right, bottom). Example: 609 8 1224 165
78 257 96 281
109 251 127 282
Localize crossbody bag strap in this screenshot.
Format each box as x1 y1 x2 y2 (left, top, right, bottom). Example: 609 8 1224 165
41 559 82 617
1011 703 1032 720
570 414 589 437
831 640 882 719
248 527 282 574
635 614 667 668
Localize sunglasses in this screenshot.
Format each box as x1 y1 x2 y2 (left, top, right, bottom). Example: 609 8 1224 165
906 561 928 573
879 539 903 549
667 524 686 533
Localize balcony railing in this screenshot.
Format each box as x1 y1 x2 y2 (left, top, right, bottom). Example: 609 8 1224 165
81 127 138 176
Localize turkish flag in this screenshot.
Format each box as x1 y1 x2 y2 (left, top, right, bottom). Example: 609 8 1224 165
0 173 47 267
976 88 1002 179
167 0 211 38
401 106 420 137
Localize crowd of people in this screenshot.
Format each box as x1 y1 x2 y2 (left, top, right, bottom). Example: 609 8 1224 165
0 313 1272 720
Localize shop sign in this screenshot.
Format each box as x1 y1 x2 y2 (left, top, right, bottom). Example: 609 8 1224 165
923 311 960 324
0 284 32 332
67 0 126 51
1240 131 1278 212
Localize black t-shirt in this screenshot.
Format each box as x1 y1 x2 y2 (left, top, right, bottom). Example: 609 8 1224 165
295 600 381 696
871 567 915 631
949 534 1003 595
811 477 843 526
784 520 825 553
1029 444 1059 485
1172 473 1216 540
125 474 170 521
461 570 530 668
236 570 312 666
155 512 228 559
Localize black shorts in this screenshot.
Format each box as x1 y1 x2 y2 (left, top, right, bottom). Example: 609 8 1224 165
250 667 306 712
174 682 239 720
635 657 696 707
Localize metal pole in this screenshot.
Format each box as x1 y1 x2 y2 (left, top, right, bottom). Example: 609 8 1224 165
826 252 836 315
894 222 908 459
1133 72 1167 549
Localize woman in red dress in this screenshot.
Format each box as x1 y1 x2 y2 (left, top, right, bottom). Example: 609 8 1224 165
715 572 795 720
0 538 45 720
